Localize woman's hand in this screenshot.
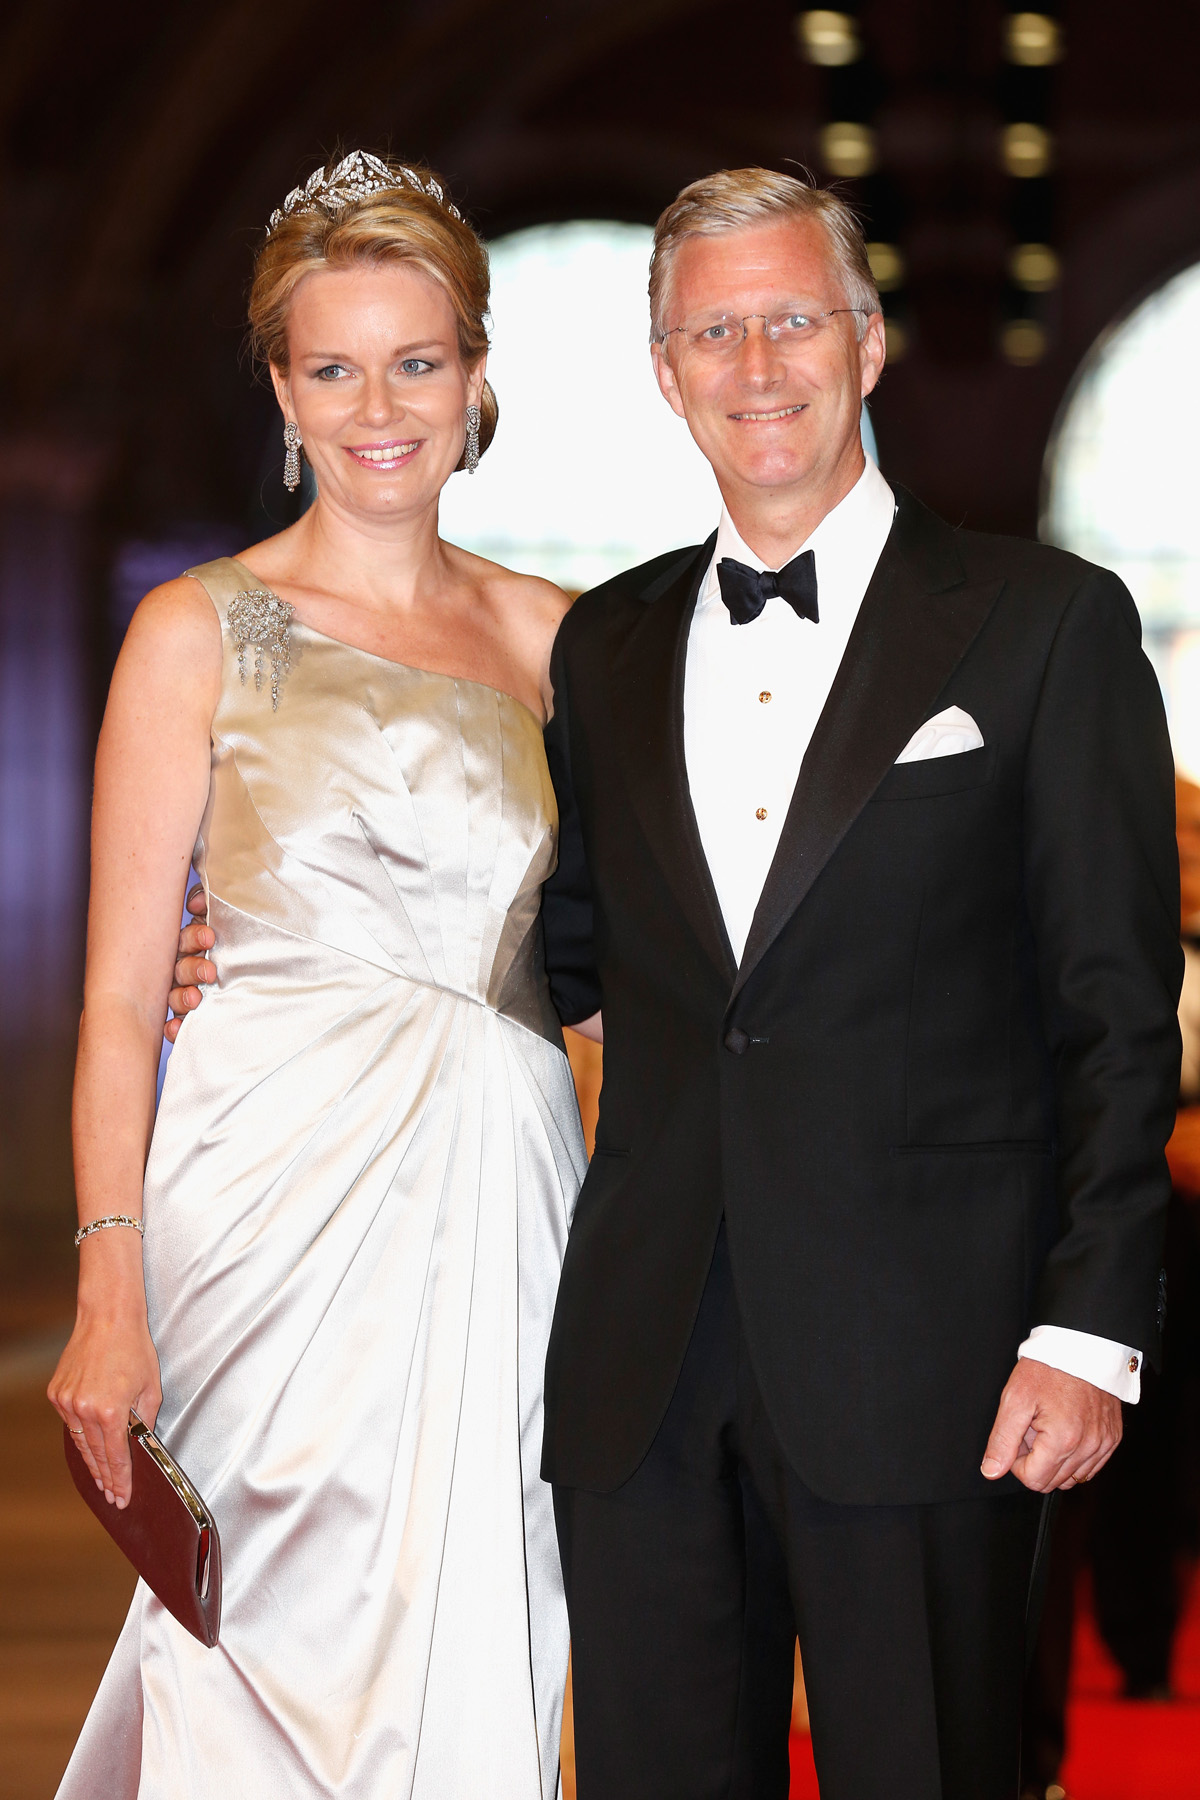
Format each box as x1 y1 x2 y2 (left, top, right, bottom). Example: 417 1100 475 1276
48 1237 162 1509
49 1317 162 1508
165 886 217 1043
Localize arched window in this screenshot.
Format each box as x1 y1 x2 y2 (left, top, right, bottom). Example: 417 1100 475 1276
438 221 719 591
439 220 879 593
1043 263 1200 778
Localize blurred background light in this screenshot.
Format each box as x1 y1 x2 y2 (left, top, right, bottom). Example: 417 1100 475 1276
795 10 862 66
1001 318 1048 365
1004 11 1064 66
1009 243 1061 292
866 242 905 292
883 319 909 362
1002 122 1054 178
820 121 877 179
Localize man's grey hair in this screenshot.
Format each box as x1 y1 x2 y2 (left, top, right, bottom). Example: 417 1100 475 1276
649 167 880 343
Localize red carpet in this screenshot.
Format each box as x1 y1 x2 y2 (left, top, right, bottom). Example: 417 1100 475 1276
788 1570 1200 1797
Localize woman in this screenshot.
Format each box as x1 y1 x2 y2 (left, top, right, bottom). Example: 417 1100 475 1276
49 150 586 1798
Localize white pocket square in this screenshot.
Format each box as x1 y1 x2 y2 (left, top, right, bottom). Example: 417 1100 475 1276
895 705 985 764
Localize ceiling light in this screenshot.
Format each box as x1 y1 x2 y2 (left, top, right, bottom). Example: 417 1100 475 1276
796 11 862 66
866 242 904 291
884 319 908 362
821 122 876 179
1004 13 1063 66
1000 319 1048 364
1001 123 1053 178
1009 243 1060 291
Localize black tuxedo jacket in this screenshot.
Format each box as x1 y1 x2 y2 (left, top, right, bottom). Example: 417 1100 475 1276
539 489 1182 1507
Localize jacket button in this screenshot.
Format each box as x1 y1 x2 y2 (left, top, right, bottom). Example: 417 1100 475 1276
724 1027 750 1055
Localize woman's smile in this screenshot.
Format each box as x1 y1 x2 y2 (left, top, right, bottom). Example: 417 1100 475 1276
345 438 422 468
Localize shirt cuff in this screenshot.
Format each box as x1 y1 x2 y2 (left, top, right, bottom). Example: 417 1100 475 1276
1018 1324 1143 1403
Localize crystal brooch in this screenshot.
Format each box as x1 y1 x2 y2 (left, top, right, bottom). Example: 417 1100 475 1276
228 589 293 710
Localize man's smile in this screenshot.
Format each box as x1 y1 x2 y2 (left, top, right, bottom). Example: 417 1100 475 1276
728 402 808 422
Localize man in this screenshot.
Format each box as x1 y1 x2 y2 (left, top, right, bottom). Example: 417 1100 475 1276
536 170 1181 1799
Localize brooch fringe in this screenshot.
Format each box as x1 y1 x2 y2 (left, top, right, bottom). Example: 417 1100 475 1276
228 589 293 710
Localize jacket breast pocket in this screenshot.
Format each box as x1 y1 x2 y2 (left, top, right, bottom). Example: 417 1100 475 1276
872 744 996 802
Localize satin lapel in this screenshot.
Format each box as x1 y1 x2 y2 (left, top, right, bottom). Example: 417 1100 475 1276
733 493 1004 1002
608 535 737 985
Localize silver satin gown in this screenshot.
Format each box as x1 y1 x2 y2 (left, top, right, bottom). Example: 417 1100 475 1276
57 557 586 1799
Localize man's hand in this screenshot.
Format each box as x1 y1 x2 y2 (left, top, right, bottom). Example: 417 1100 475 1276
981 1360 1122 1492
1167 1106 1200 1197
164 885 216 1043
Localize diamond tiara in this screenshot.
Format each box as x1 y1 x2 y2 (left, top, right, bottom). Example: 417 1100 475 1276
266 150 463 235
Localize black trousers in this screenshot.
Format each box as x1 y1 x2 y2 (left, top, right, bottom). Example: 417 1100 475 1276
555 1226 1047 1800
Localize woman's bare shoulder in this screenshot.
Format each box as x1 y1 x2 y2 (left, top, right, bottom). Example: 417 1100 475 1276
113 576 223 704
450 545 571 629
495 565 573 632
126 573 223 638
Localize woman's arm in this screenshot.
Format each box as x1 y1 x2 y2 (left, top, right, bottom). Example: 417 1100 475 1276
48 577 221 1507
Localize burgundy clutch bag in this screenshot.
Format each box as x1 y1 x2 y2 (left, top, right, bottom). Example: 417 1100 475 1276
64 1411 222 1646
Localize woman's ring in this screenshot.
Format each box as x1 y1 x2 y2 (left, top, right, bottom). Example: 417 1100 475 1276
69 1426 86 1435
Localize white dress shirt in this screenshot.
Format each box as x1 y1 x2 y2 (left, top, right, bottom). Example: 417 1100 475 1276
684 457 895 964
682 456 1142 1403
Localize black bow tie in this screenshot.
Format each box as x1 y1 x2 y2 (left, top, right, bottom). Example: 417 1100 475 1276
716 550 819 627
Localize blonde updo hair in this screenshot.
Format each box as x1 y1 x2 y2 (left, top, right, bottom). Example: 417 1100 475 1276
249 155 497 472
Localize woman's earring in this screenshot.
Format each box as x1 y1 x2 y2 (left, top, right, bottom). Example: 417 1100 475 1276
464 404 481 475
283 421 302 493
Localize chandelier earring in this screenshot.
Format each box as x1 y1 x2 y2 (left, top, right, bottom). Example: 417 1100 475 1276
464 403 481 475
283 420 303 493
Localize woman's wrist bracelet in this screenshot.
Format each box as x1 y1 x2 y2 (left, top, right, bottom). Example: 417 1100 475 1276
74 1215 145 1248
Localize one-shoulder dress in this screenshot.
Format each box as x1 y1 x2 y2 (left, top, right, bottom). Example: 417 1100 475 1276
57 557 586 1799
